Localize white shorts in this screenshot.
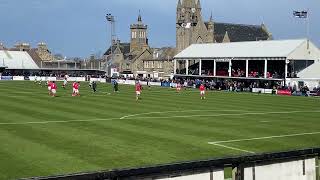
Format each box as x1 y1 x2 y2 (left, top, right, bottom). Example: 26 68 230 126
177 88 181 91
48 87 51 91
51 89 56 94
73 88 76 93
136 91 141 95
74 89 79 94
200 91 205 95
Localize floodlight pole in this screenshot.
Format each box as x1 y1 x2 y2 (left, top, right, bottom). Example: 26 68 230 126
106 13 116 77
306 9 310 49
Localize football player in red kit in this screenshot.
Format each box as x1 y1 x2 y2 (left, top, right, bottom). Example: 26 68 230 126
50 81 57 97
200 83 206 100
176 82 182 93
135 82 141 101
47 81 52 95
72 82 80 96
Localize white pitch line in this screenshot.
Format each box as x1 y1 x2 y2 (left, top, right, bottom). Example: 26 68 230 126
213 143 255 154
208 131 320 145
260 121 271 123
0 118 120 125
127 110 320 120
120 109 245 120
0 91 35 94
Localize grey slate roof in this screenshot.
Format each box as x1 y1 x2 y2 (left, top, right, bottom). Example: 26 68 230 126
147 47 176 61
206 22 270 43
104 43 130 56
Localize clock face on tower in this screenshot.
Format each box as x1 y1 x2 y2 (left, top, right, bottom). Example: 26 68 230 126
181 8 185 13
191 8 196 13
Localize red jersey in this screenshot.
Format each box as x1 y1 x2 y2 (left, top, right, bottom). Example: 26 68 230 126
72 82 76 88
47 81 52 87
200 84 205 91
177 83 181 88
135 84 141 91
51 83 57 90
74 83 79 90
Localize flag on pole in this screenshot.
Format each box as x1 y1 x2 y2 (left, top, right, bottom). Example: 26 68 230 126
293 11 308 18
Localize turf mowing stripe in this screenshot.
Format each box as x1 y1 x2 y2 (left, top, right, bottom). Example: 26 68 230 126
208 131 320 144
0 110 319 126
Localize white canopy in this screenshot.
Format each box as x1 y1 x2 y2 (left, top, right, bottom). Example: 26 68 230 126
298 61 320 79
175 39 320 60
0 50 39 69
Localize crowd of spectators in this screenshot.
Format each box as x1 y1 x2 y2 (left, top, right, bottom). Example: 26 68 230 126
2 71 319 95
114 76 319 95
173 78 280 92
178 66 285 79
232 68 245 77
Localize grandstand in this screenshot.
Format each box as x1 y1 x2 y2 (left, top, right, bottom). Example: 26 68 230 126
174 39 320 89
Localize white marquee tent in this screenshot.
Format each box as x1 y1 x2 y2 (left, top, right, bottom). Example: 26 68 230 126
0 50 39 70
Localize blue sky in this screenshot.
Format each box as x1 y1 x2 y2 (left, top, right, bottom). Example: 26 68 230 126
0 0 319 58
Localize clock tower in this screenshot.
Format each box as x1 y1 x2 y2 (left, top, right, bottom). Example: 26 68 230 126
176 0 211 53
130 12 149 53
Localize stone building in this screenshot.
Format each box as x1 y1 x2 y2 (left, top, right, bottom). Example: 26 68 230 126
176 0 273 53
10 42 55 62
13 42 31 51
104 14 175 79
35 42 55 61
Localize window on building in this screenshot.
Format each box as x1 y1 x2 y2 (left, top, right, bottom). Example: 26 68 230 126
146 61 154 68
153 51 159 59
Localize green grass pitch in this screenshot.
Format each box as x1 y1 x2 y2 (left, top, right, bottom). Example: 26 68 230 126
0 81 319 179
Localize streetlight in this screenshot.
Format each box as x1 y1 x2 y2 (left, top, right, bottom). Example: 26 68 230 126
106 13 116 77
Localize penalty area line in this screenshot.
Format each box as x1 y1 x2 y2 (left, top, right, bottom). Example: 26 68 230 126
208 131 320 144
208 131 320 154
212 143 255 154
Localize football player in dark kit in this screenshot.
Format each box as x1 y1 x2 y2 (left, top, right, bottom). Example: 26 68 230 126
92 81 97 93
